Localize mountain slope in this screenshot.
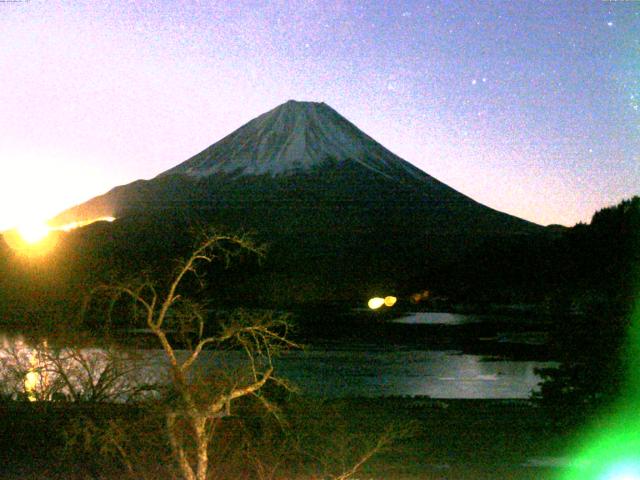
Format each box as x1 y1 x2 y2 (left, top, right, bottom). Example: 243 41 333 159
159 100 426 181
54 100 537 233
52 100 544 303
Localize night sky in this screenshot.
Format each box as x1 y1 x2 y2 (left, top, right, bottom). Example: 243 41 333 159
1 0 638 231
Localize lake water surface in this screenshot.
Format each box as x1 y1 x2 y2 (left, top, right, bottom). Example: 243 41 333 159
0 312 557 399
274 347 552 398
391 311 484 325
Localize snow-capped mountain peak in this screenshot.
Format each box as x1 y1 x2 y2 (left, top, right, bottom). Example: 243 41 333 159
158 100 424 180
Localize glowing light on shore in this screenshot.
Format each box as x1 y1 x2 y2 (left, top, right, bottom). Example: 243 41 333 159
384 296 397 307
368 295 397 309
24 371 39 402
411 290 430 304
368 297 385 310
24 341 49 402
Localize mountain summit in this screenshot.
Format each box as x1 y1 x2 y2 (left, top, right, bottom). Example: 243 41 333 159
159 100 424 181
52 100 544 304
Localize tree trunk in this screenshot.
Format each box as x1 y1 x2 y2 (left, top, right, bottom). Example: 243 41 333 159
167 412 197 480
194 416 209 480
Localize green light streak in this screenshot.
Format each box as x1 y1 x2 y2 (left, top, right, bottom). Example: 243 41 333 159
560 293 640 479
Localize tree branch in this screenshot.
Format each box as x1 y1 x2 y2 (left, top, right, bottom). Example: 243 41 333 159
180 337 218 373
208 367 274 417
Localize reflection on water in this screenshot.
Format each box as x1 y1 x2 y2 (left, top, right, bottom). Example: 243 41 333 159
0 335 161 402
0 334 555 400
391 312 485 325
274 348 555 399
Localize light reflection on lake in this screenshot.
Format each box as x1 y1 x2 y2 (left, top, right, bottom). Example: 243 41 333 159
391 312 486 325
273 348 555 399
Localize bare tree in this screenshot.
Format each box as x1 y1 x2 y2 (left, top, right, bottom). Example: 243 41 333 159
284 398 413 480
88 232 297 480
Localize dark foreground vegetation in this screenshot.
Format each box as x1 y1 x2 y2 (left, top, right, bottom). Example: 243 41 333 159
0 232 411 480
0 396 581 480
0 197 637 479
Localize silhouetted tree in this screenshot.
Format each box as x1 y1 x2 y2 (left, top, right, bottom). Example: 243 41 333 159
87 231 296 480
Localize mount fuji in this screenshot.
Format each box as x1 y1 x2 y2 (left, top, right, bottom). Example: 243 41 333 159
53 100 543 303
160 100 428 180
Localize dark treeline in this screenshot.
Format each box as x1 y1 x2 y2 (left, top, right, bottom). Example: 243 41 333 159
539 196 639 407
420 196 639 408
0 196 638 324
425 196 639 313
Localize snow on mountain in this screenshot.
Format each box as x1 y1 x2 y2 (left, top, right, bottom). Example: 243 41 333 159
159 100 426 181
52 99 542 242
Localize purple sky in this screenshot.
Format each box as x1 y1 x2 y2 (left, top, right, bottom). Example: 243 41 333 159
1 0 638 230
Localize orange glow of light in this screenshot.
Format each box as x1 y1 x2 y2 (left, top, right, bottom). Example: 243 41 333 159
384 296 397 307
3 216 116 256
3 218 58 257
58 216 115 232
368 295 398 310
410 290 430 304
16 221 50 244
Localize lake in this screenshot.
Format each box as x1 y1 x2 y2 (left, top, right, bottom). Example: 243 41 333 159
0 311 557 400
392 311 485 325
274 347 553 398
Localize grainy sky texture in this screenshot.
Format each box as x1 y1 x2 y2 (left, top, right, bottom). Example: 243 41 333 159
1 0 638 230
